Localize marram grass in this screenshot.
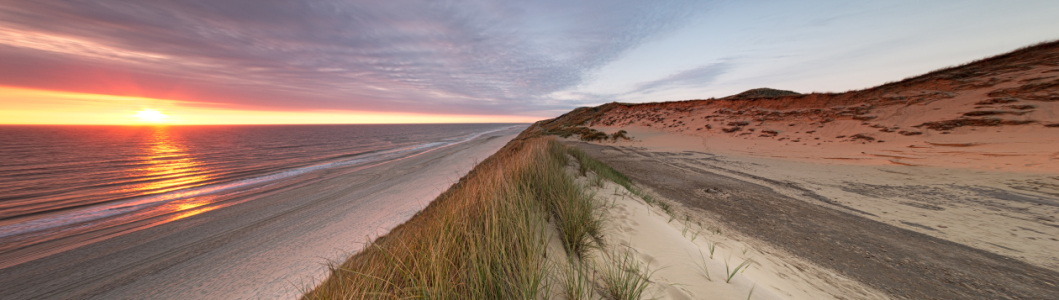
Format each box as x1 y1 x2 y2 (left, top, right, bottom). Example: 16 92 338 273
303 137 607 299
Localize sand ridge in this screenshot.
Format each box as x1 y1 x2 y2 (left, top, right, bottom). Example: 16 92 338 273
585 62 1058 173
547 42 1059 173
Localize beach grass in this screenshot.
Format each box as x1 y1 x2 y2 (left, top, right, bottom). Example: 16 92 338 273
598 249 654 300
567 147 674 217
303 137 610 299
557 259 592 300
540 142 605 260
695 249 713 281
724 256 754 284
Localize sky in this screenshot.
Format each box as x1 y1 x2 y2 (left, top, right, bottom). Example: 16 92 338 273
0 0 1056 124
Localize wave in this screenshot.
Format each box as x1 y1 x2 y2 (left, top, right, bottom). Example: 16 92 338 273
0 125 516 239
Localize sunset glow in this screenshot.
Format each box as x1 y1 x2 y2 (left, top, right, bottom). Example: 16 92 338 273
135 109 167 123
0 86 541 125
2 1 1056 124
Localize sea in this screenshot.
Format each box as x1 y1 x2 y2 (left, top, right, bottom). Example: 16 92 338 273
0 123 518 265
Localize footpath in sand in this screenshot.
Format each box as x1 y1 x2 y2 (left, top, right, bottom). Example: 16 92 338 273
557 155 889 300
562 125 1059 299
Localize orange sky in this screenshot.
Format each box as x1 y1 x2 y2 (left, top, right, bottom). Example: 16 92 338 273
0 86 541 125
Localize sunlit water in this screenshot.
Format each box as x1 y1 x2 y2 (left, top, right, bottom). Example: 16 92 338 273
0 124 517 264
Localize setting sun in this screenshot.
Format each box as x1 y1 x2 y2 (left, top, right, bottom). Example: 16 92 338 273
135 109 168 123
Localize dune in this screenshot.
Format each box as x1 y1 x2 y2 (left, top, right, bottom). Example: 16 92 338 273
543 41 1059 299
562 41 1059 173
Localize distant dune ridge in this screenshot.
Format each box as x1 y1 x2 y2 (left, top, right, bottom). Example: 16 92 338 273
543 40 1059 172
722 88 801 100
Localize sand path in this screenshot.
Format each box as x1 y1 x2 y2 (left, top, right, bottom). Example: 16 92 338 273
0 127 522 300
565 135 1059 299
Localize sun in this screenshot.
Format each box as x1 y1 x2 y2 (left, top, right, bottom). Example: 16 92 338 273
135 109 168 123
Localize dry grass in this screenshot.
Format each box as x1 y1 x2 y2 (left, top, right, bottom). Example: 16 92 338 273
304 134 666 299
544 126 630 142
303 137 605 299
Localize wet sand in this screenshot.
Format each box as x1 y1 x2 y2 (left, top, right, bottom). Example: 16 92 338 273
0 127 522 300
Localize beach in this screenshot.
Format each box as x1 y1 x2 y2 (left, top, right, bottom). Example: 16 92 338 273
0 126 523 299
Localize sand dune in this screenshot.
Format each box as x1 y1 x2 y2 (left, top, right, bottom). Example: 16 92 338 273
551 41 1059 299
555 41 1059 173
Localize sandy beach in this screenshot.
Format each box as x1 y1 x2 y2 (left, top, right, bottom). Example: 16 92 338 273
0 126 523 300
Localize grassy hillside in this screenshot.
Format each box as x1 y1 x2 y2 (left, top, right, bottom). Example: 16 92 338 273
304 133 617 299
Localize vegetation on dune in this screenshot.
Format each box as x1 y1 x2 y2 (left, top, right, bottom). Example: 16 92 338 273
567 146 673 216
530 104 633 142
304 136 644 299
722 87 801 100
304 114 695 299
598 249 654 300
544 125 631 142
533 40 1059 135
304 137 554 299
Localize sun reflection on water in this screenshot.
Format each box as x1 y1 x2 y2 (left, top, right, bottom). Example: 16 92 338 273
130 127 213 194
166 198 223 222
130 127 228 221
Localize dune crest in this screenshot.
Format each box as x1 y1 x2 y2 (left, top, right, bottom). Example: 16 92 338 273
549 41 1059 173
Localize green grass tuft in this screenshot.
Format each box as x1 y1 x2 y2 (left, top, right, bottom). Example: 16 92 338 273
599 249 654 300
695 249 713 281
557 259 592 300
567 147 676 219
724 256 754 284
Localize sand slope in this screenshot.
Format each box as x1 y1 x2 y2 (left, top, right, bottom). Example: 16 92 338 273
551 41 1059 173
567 138 1059 299
564 168 890 300
550 41 1059 299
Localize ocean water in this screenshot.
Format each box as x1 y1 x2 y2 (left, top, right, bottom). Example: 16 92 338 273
0 124 517 261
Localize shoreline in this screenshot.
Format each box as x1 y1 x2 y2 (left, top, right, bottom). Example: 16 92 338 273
0 127 523 299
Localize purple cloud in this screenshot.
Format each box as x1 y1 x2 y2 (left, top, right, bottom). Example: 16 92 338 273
0 0 710 116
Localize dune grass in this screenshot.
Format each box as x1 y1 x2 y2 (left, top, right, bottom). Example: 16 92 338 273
695 249 712 281
303 137 609 299
557 259 592 300
598 249 655 300
724 256 754 284
566 147 674 218
540 142 605 260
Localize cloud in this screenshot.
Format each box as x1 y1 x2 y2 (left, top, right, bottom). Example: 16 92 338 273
530 62 732 107
0 0 711 116
627 62 731 95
